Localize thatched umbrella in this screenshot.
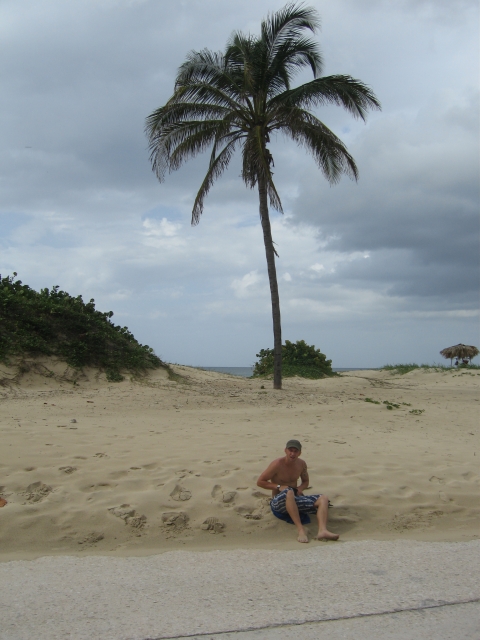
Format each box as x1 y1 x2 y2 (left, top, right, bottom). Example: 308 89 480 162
440 343 479 365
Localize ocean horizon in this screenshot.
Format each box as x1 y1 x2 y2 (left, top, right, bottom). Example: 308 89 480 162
198 366 372 378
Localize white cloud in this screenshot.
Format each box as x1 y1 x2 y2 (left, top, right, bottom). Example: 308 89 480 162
231 271 262 298
143 217 182 238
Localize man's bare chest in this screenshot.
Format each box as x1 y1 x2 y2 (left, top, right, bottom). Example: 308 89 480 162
274 461 303 482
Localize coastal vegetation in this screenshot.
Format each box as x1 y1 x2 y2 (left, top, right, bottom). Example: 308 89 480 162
365 397 412 410
252 339 335 379
0 273 164 381
381 363 480 374
145 3 380 389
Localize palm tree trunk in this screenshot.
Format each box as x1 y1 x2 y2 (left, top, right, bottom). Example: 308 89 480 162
257 174 282 389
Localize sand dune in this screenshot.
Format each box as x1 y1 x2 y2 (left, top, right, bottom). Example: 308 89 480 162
0 358 478 560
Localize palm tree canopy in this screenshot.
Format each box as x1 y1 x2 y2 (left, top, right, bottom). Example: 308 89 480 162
146 2 381 225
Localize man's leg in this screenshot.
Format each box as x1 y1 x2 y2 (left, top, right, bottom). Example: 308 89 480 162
314 495 339 541
285 489 309 543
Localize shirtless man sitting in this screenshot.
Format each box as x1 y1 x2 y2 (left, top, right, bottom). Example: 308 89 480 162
257 439 339 543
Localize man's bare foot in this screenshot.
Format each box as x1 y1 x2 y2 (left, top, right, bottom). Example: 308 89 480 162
0 497 7 508
297 528 309 543
316 530 339 541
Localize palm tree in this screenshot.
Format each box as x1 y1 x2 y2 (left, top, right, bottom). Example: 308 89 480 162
146 3 380 389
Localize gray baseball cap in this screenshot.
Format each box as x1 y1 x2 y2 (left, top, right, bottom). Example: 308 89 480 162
286 439 302 451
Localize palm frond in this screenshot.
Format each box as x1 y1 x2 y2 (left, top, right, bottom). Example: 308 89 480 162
176 49 226 89
169 122 235 173
276 109 358 182
192 134 242 224
225 33 264 104
265 36 323 95
266 176 284 213
148 120 220 179
176 49 246 104
269 75 381 120
261 3 320 52
173 83 246 114
146 102 230 129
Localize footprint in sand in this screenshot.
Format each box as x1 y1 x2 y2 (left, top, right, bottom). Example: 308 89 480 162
211 485 236 504
330 506 361 524
59 466 77 474
461 471 477 481
94 452 108 458
201 516 225 533
235 504 263 520
108 504 147 529
389 508 444 531
161 512 189 532
109 470 129 479
175 469 196 478
397 486 416 498
251 491 270 500
251 490 272 515
24 482 52 503
234 491 271 520
78 532 104 546
170 485 192 501
82 482 113 492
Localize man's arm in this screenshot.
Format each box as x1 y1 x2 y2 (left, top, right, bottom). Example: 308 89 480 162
257 459 284 491
296 462 309 495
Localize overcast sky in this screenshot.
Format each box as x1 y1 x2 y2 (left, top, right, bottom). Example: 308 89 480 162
1 0 478 368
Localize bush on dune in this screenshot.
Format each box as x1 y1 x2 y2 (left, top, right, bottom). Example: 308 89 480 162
0 273 164 381
381 363 480 374
253 340 336 379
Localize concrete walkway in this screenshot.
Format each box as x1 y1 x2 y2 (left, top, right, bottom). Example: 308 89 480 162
1 540 479 640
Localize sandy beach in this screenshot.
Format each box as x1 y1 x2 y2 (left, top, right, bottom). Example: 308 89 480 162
0 359 478 561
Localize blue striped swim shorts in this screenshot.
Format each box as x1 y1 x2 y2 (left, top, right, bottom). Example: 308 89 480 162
270 488 321 515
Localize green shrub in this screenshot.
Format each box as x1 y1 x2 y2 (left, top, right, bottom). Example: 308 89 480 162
253 340 335 379
383 400 400 409
365 398 410 409
381 363 426 374
382 363 479 374
0 273 164 380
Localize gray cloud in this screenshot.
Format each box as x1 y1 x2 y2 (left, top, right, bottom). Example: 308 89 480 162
290 89 479 303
